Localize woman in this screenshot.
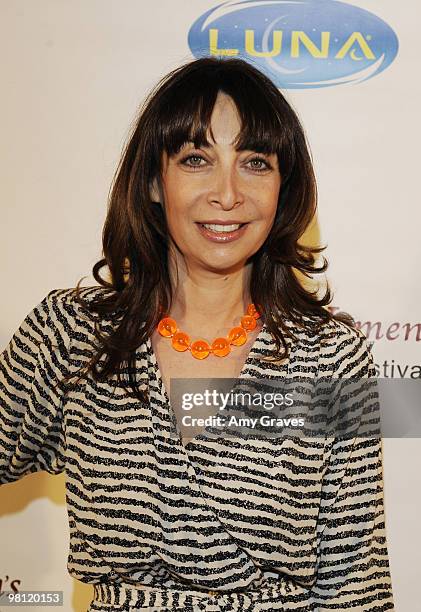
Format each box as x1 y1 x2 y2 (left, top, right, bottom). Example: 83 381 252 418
0 57 394 610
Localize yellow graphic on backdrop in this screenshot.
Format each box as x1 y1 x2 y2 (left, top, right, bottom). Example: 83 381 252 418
209 28 376 60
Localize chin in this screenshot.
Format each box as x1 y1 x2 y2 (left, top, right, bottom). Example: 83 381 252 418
198 255 251 274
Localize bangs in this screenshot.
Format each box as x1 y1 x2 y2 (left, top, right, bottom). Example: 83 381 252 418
154 63 296 180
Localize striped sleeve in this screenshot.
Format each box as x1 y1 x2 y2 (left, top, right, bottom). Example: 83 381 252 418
0 289 74 484
307 327 395 610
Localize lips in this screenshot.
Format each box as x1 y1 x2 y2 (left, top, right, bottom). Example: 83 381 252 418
200 222 246 232
196 221 247 225
195 221 249 243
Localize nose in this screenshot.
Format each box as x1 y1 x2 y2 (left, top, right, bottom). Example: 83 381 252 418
207 163 245 211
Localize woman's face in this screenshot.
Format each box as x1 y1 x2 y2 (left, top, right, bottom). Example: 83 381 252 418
150 92 282 274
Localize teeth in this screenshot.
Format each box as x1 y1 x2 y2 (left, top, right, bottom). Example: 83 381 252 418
202 223 242 232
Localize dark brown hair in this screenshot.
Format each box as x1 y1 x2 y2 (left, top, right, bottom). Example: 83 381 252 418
67 56 354 401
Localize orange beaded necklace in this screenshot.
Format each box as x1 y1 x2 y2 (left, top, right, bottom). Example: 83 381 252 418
157 303 261 360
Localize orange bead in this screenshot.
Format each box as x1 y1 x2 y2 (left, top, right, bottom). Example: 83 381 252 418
172 331 190 352
191 340 211 359
240 315 256 331
247 303 260 319
157 317 177 337
228 326 247 346
211 337 231 357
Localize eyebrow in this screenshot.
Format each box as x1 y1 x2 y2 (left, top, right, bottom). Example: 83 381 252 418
182 141 220 149
180 140 272 153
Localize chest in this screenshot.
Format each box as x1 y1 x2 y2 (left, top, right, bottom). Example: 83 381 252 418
150 326 263 444
151 326 263 393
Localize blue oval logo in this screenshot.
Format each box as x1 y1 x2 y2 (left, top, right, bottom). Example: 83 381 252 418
188 0 399 88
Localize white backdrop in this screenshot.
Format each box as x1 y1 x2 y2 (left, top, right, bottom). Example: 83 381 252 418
1 1 419 610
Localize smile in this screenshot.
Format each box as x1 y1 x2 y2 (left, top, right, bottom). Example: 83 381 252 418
202 223 243 232
195 222 249 243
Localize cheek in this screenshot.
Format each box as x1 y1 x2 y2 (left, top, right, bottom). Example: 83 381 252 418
252 180 280 212
162 186 186 225
258 198 279 222
164 178 198 215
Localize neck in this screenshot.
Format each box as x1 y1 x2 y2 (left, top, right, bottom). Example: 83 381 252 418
166 257 254 335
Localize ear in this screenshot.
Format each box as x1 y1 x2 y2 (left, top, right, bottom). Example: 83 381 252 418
149 177 161 203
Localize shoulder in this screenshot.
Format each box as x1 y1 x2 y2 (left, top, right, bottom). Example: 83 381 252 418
44 285 108 306
37 285 113 339
43 286 110 316
4 287 109 365
282 313 374 377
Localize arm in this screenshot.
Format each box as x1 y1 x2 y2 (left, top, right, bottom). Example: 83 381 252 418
308 327 394 610
275 326 394 610
0 289 74 483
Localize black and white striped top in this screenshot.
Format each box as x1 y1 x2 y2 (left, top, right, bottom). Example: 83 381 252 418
0 287 394 611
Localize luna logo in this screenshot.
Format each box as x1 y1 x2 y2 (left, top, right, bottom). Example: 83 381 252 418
188 0 399 88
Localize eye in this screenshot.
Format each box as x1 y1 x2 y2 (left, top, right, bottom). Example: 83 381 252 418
180 154 206 169
179 153 273 172
248 157 272 172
